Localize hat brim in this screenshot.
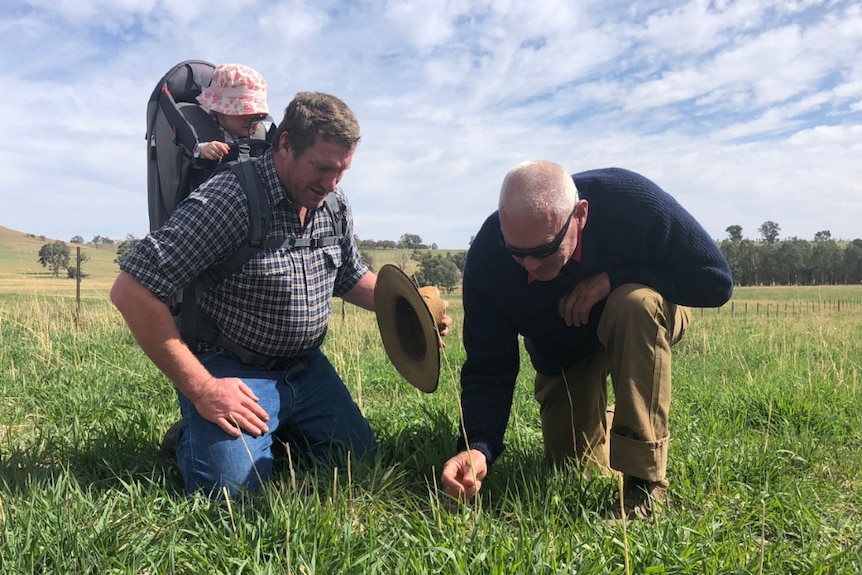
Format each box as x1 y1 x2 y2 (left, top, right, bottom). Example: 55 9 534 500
374 265 440 393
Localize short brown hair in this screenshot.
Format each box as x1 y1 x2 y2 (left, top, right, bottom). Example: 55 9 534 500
272 92 361 157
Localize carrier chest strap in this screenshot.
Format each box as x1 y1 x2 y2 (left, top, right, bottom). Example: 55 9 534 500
266 193 345 249
273 236 341 249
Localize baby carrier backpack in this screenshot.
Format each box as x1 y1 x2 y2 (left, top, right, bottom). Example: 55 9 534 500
146 59 277 230
145 60 345 361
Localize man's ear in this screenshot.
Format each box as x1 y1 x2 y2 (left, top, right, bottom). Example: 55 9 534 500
575 199 589 228
277 131 291 154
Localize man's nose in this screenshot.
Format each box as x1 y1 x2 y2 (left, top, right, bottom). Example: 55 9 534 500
321 175 339 192
521 256 542 272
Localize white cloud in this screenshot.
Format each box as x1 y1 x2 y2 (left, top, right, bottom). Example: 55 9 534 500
0 0 860 247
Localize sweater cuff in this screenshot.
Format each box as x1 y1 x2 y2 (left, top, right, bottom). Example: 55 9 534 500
457 439 496 467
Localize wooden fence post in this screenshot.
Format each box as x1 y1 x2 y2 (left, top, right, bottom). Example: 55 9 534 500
75 247 82 328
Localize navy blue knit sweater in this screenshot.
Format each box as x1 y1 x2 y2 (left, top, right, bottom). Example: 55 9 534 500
458 167 733 464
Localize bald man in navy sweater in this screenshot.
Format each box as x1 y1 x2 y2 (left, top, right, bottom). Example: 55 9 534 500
441 161 732 520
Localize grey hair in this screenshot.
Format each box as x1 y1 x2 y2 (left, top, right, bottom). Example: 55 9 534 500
498 160 578 219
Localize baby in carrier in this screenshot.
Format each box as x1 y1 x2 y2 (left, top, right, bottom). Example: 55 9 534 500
193 63 269 162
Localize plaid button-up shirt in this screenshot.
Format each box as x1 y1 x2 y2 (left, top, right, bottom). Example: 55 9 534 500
122 150 368 358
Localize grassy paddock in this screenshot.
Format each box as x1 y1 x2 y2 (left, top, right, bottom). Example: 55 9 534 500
0 287 860 573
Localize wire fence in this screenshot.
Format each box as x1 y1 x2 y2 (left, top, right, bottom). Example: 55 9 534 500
699 299 862 318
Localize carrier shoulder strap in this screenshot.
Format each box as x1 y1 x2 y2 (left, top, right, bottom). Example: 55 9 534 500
176 103 222 154
202 156 271 289
177 157 270 345
324 193 346 241
158 94 214 156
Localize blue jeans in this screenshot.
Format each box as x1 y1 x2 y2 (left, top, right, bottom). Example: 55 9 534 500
175 347 377 495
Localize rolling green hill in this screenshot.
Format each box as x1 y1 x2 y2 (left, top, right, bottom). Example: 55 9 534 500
0 225 465 298
0 225 119 296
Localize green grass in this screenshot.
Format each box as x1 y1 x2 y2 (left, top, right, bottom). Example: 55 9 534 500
1 276 861 572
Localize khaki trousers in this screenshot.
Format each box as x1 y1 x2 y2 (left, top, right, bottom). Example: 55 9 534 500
533 284 690 484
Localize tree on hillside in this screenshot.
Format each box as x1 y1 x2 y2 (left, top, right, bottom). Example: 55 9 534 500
449 251 467 273
725 225 743 242
67 251 91 279
114 235 141 268
38 240 71 277
396 249 411 270
359 248 376 272
90 235 116 248
398 233 424 249
758 221 781 244
412 250 461 293
70 235 85 244
414 255 460 293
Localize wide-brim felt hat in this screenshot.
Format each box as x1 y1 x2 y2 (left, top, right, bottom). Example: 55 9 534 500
374 264 446 393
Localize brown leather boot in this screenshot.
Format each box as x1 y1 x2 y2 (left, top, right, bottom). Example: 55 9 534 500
158 419 183 459
606 476 667 521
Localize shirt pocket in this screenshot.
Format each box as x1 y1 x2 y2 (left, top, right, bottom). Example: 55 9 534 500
241 248 291 276
321 244 343 271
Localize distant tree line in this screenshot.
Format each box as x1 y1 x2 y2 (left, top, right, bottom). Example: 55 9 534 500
365 222 862 292
356 233 438 251
719 222 862 286
351 232 471 292
58 222 862 290
69 234 118 248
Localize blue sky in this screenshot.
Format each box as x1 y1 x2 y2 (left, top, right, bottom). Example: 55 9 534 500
1 0 860 248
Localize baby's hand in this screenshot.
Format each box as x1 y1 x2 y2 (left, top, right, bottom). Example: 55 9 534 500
200 141 231 161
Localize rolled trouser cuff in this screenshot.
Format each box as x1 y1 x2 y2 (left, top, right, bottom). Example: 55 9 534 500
609 430 669 484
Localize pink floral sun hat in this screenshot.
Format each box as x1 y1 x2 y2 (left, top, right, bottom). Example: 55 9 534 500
197 63 268 116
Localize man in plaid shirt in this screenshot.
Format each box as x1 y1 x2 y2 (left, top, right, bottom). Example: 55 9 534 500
112 92 428 496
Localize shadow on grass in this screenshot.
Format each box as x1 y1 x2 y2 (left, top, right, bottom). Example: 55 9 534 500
481 447 616 518
0 410 457 500
0 422 184 495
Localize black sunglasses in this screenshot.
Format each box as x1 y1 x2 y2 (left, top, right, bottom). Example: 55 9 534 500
499 209 574 259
